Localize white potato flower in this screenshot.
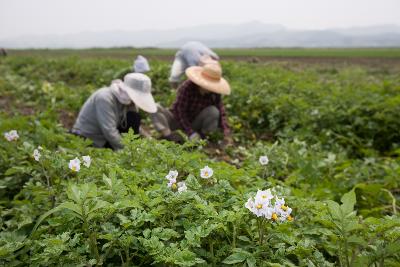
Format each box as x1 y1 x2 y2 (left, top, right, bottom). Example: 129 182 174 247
177 182 187 193
246 196 270 217
33 149 41 161
252 200 268 217
69 158 81 172
245 189 293 222
245 197 255 211
167 177 177 188
4 130 19 141
165 170 178 180
259 155 269 165
264 207 275 220
274 197 293 221
200 166 213 179
82 155 91 167
255 189 274 203
311 109 319 116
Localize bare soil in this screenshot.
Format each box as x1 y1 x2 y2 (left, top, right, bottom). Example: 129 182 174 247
58 110 77 129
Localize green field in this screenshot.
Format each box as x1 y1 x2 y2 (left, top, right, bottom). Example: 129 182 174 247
0 53 399 266
8 47 400 59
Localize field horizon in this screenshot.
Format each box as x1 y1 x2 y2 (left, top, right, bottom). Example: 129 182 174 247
5 47 400 59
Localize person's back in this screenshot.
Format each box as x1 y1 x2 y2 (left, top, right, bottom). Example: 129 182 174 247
72 73 157 150
169 41 219 87
73 87 125 149
179 41 219 67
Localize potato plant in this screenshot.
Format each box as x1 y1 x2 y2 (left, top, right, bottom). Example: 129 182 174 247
0 56 399 266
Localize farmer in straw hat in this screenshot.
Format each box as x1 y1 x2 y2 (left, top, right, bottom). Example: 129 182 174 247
71 73 157 150
151 60 232 145
169 41 219 88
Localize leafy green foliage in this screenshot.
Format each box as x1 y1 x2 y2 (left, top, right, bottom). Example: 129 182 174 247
0 55 399 266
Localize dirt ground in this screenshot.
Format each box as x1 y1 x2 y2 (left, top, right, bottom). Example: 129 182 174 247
0 95 36 116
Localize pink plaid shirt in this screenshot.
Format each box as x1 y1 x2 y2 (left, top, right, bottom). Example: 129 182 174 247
171 80 230 136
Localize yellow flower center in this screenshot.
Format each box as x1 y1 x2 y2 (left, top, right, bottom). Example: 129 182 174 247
272 213 278 221
72 166 77 172
171 183 177 190
256 204 263 209
287 215 293 221
281 205 288 211
204 171 209 177
262 195 267 199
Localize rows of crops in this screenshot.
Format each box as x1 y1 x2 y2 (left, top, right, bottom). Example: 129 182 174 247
0 55 399 266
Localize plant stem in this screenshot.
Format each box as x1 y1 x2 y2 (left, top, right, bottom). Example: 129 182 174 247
379 256 384 267
210 239 216 267
382 189 397 215
119 251 125 265
343 236 350 267
338 240 343 267
40 161 55 207
258 218 265 245
40 161 51 188
90 231 100 265
82 205 100 265
124 247 130 266
232 224 236 249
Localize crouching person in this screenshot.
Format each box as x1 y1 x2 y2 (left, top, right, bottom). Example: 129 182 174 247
114 55 151 80
169 41 219 88
151 61 232 145
71 73 157 150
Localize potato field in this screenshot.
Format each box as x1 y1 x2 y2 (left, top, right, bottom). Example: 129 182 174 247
0 51 399 266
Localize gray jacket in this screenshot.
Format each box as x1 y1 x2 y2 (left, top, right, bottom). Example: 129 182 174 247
73 87 127 150
177 41 219 67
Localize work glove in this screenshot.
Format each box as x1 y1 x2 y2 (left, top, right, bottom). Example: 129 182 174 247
189 132 201 141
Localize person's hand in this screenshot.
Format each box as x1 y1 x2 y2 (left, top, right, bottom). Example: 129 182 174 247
189 132 201 141
139 126 152 139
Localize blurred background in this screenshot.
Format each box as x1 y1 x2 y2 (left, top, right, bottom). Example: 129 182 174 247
1 0 400 49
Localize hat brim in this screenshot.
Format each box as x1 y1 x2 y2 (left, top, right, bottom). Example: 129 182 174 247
185 66 231 95
120 83 157 113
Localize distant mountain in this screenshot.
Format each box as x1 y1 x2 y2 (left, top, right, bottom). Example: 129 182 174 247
1 21 400 48
332 24 400 36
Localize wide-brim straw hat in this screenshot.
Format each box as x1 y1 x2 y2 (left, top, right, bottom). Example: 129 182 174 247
185 61 231 95
120 73 157 113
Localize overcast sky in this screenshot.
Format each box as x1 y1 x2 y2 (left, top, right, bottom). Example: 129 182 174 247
1 0 400 39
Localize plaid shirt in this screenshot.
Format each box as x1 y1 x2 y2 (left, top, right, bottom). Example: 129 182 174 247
171 80 230 136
